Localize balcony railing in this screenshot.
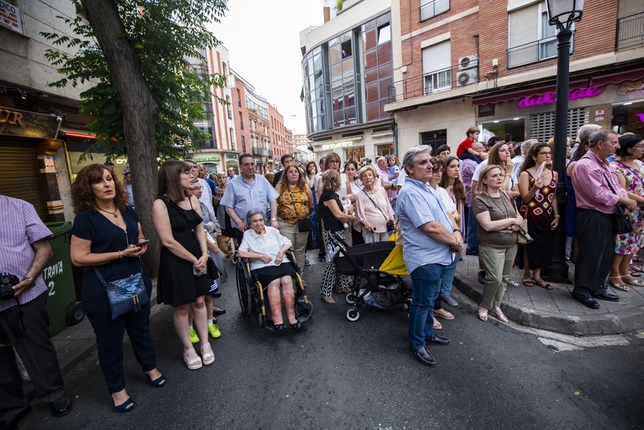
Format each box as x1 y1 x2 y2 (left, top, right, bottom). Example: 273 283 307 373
251 145 261 156
387 65 479 103
506 35 565 68
616 11 644 51
268 149 274 158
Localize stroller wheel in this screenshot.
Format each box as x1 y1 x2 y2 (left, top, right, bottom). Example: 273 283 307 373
346 307 360 322
345 292 357 305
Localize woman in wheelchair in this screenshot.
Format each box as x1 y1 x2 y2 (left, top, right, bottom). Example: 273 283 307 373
237 209 302 331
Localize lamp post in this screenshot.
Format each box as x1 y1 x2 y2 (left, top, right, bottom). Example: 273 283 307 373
542 0 584 283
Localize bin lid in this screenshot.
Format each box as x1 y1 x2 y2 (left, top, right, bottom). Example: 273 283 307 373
45 221 73 236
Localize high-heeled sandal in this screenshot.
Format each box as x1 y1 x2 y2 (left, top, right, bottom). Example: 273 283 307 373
144 372 166 387
477 306 488 322
608 276 629 292
200 343 215 365
183 348 202 370
114 397 134 412
488 307 509 323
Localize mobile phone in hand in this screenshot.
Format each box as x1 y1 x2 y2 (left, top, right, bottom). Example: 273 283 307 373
136 239 150 247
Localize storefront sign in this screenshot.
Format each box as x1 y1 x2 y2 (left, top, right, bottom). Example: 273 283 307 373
194 156 221 162
0 107 61 139
226 153 238 160
636 113 644 123
517 86 605 108
321 141 353 151
617 80 644 97
0 1 23 34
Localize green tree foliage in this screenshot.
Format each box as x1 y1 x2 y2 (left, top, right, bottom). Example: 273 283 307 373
41 0 229 160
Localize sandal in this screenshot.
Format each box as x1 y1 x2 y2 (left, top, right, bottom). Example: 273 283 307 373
632 256 642 262
144 371 166 388
433 318 443 329
621 276 642 288
630 264 643 273
114 397 134 413
522 276 535 287
200 343 215 366
534 278 554 290
183 348 202 370
488 307 509 323
608 276 629 292
477 306 488 322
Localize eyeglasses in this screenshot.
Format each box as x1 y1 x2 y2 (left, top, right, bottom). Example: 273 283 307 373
181 170 191 175
242 162 255 167
538 152 552 156
488 173 506 179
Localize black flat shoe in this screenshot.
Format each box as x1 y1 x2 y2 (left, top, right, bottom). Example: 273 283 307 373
573 295 600 309
273 323 287 332
410 346 436 367
592 291 619 302
51 394 72 418
212 308 226 315
427 335 450 346
291 321 302 331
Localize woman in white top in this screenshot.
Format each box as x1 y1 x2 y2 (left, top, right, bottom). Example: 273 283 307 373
317 152 350 200
237 209 301 331
354 165 394 244
344 160 364 246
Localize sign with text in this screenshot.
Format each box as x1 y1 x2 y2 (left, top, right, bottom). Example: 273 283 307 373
517 86 605 108
321 141 353 151
617 79 644 97
0 107 61 139
0 1 23 34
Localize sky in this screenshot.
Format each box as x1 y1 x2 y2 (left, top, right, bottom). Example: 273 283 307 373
212 0 324 135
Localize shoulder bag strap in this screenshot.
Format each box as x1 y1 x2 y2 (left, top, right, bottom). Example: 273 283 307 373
362 189 389 221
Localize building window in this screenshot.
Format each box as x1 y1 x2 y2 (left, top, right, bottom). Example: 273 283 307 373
329 32 357 128
420 0 450 21
507 2 572 68
222 62 228 77
239 112 244 129
226 96 232 119
229 127 236 151
377 24 391 45
422 40 452 95
242 135 246 153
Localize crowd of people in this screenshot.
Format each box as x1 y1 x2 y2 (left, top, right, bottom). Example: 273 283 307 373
2 125 642 425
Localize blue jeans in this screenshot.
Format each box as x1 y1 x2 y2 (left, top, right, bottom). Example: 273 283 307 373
408 264 445 350
440 256 459 298
466 206 479 252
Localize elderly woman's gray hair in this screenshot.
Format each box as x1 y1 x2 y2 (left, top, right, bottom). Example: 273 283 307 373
577 124 601 142
402 145 432 174
245 209 265 225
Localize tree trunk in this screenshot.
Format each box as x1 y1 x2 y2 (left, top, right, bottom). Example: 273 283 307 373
80 0 160 276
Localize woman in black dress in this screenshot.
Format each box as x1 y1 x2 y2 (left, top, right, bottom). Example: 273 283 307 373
152 161 213 370
70 164 163 412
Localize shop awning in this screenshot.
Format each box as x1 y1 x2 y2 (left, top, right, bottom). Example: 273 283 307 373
472 68 644 106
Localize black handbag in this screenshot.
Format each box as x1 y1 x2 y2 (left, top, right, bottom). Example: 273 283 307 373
362 189 395 233
94 261 149 320
297 218 311 232
603 173 633 235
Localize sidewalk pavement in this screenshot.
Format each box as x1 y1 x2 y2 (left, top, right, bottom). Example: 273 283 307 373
23 254 644 398
453 254 644 336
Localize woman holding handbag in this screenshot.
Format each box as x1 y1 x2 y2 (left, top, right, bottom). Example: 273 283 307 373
473 165 523 322
275 165 313 274
354 165 395 244
517 143 559 290
608 134 644 291
152 160 214 371
70 164 163 412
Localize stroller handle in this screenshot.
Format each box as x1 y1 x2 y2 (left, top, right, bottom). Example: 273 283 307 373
329 230 350 250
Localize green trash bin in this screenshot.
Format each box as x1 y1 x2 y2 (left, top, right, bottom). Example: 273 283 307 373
44 222 85 336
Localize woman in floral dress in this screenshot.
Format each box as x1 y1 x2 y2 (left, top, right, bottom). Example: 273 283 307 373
608 134 644 292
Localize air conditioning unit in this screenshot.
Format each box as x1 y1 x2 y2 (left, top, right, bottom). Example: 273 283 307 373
458 55 478 71
457 69 478 87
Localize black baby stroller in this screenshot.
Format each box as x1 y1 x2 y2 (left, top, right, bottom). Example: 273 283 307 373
328 231 411 321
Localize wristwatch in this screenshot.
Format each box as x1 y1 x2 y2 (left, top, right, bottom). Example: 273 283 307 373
23 276 35 287
271 218 277 221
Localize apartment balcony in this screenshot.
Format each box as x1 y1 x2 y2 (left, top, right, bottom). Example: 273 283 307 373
387 65 478 104
268 149 274 158
260 148 269 157
506 36 564 69
251 145 261 156
616 11 644 51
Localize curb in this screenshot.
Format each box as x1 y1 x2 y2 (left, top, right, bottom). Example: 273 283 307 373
452 274 644 336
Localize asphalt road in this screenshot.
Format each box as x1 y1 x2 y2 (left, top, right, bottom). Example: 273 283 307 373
19 257 644 430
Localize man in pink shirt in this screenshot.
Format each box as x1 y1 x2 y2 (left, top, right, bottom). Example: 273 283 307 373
571 130 637 309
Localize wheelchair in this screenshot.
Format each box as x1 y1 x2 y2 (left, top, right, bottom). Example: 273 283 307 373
236 249 312 329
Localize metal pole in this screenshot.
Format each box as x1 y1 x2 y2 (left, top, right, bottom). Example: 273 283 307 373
542 28 572 283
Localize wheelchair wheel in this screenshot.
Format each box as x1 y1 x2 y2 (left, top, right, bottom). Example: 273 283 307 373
236 261 253 316
345 292 357 305
295 300 312 322
346 307 360 322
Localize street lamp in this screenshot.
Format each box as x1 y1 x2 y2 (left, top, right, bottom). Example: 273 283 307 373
542 0 584 282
